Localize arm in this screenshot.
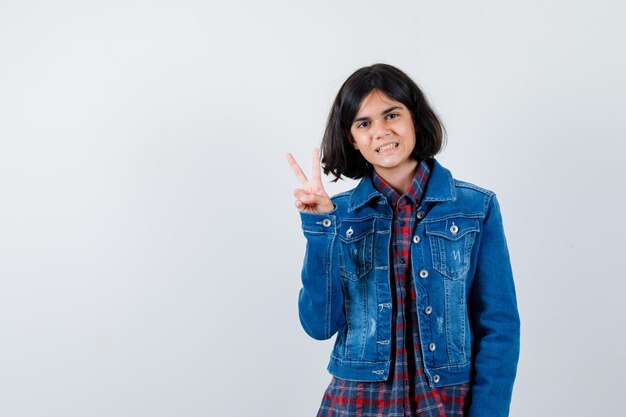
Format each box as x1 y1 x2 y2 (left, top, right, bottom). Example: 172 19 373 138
286 149 344 340
298 209 346 340
468 194 520 417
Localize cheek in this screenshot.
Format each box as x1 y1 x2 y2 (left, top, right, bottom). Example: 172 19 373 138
352 141 374 161
349 129 360 144
350 132 367 149
401 125 417 145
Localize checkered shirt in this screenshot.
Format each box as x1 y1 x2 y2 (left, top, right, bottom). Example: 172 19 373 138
316 159 469 417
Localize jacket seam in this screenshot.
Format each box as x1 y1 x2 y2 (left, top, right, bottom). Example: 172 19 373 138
324 234 334 339
454 180 495 196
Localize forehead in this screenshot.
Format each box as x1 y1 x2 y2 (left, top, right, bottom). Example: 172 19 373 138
355 89 406 116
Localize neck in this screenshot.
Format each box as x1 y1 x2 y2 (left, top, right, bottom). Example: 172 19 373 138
375 159 419 195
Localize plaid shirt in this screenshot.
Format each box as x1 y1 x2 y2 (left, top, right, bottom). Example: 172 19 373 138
316 159 468 417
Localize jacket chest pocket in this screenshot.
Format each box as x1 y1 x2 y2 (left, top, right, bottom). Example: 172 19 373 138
425 217 480 280
338 218 376 281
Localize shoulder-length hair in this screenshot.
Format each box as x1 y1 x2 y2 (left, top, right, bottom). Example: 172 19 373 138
321 63 446 181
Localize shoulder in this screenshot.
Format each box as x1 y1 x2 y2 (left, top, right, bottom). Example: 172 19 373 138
328 175 371 204
429 158 495 201
430 157 498 215
329 187 357 212
328 176 378 215
330 188 355 203
453 178 495 197
451 177 498 214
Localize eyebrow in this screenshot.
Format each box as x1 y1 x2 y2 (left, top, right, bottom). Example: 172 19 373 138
353 106 403 123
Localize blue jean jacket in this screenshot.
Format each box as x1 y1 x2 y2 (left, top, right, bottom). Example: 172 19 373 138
298 158 520 417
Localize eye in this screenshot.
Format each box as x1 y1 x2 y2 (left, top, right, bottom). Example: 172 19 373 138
386 113 399 120
356 121 369 128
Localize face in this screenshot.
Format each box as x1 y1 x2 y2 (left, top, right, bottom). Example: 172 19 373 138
349 89 417 177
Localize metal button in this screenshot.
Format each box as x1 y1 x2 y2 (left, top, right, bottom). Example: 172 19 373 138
433 374 440 383
425 306 432 315
450 223 459 235
419 269 429 278
412 235 421 244
429 343 436 351
416 211 425 220
346 227 354 237
322 219 332 227
400 257 406 265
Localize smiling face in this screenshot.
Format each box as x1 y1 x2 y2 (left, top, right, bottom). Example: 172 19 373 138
349 89 418 181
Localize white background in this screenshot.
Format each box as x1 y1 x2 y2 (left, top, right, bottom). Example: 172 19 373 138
1 1 624 416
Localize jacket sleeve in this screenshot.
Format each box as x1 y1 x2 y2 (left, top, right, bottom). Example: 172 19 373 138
297 208 346 340
468 194 520 417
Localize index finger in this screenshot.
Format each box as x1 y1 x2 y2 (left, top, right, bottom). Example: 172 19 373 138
286 153 309 187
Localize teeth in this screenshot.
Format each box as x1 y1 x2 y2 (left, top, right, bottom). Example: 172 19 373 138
377 143 397 152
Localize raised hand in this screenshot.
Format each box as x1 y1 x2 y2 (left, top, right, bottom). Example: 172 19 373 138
286 148 334 214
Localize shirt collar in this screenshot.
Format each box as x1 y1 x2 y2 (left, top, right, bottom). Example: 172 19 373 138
347 158 456 212
372 159 431 208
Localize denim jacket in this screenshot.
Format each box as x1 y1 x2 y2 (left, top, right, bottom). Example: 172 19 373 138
298 158 520 417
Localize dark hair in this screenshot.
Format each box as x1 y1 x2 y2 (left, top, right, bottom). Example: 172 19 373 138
321 63 446 181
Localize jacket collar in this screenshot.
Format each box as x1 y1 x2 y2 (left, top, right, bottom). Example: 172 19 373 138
348 158 456 212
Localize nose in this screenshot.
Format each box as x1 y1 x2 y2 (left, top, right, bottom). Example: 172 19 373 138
372 119 391 139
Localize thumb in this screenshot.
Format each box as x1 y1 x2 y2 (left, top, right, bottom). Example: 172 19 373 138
302 193 334 210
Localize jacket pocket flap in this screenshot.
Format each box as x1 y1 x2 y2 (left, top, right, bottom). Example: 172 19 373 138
339 218 376 242
425 217 480 241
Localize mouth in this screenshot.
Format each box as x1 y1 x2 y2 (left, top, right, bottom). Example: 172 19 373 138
376 143 398 153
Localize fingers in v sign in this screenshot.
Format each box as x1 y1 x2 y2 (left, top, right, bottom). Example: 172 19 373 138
286 148 335 214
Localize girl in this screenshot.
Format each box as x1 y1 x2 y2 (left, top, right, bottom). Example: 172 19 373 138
287 64 519 417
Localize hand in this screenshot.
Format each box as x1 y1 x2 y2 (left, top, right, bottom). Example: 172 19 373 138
286 148 334 214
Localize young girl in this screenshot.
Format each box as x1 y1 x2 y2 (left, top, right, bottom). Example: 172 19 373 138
287 64 519 417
